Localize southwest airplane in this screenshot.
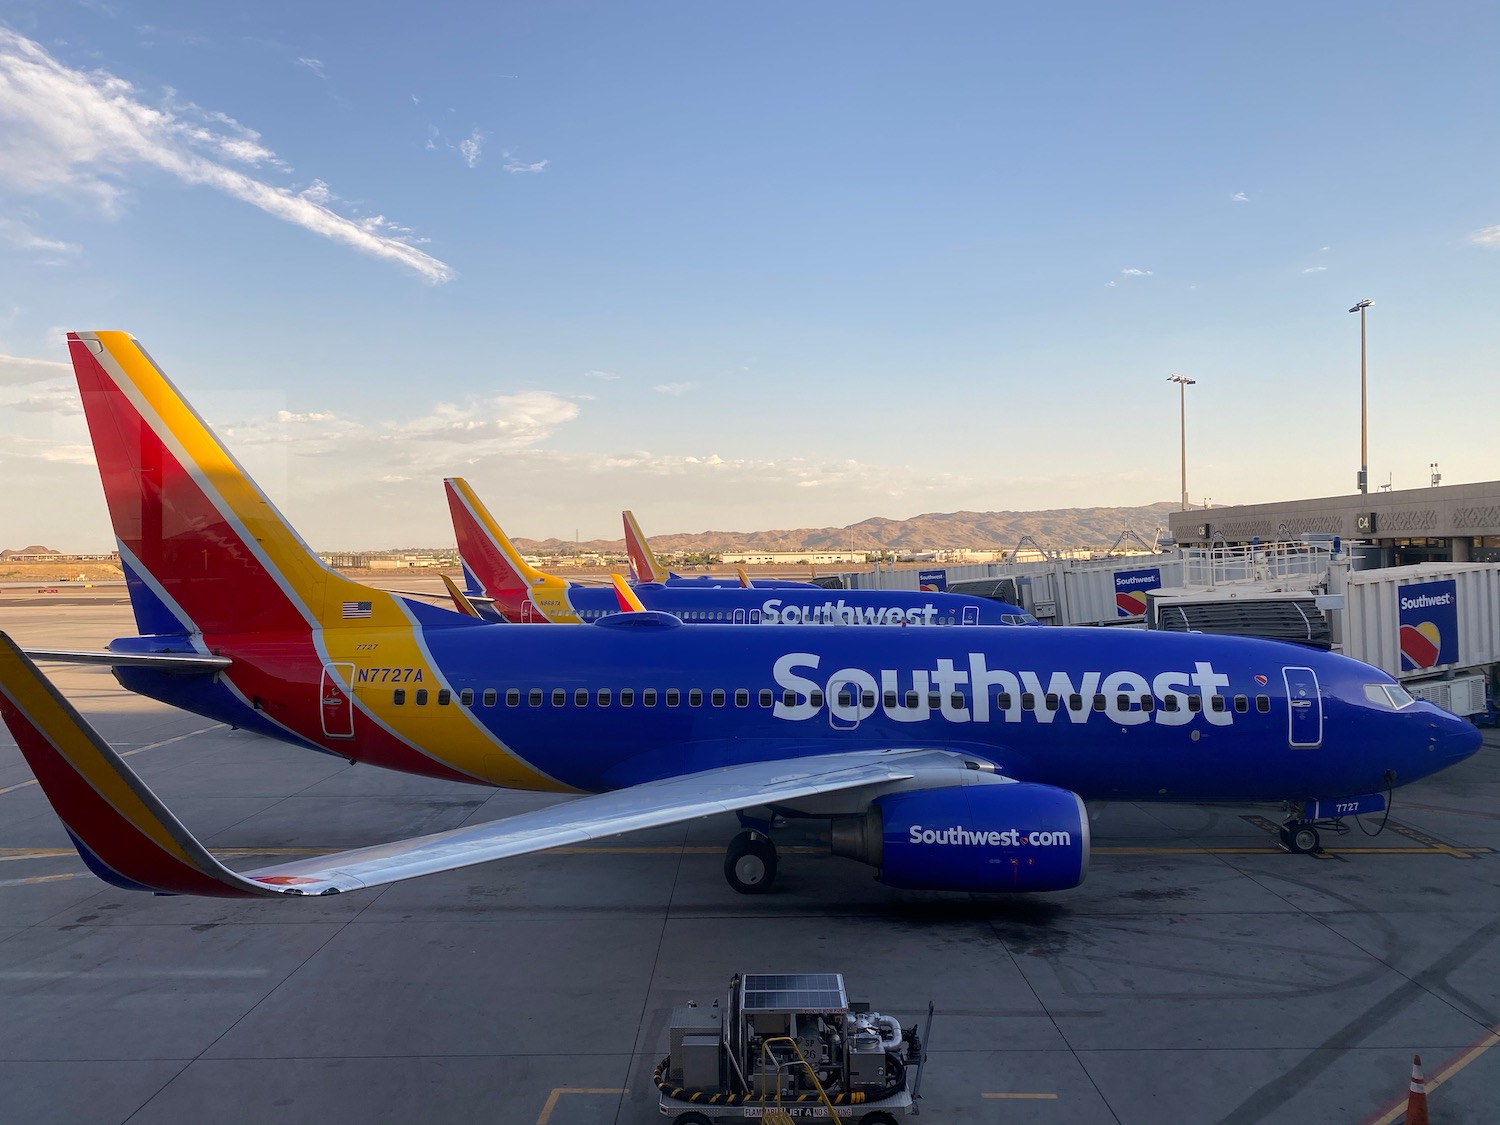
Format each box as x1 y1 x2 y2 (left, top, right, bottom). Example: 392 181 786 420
622 508 818 589
0 331 1480 904
447 477 1036 626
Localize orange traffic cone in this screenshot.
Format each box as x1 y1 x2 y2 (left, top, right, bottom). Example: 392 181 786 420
1405 1054 1429 1125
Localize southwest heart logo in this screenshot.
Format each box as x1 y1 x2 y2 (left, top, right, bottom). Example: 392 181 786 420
1254 675 1268 686
1399 622 1443 669
1116 591 1148 616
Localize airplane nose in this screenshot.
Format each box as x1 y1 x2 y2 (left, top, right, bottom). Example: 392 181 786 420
1431 711 1483 767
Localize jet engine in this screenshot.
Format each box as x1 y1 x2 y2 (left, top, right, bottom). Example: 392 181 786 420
830 782 1089 892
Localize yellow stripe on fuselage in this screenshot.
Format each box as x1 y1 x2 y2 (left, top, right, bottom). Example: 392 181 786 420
320 624 578 792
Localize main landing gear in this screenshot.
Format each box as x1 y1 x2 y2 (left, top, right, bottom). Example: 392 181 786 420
724 830 779 894
1278 820 1322 854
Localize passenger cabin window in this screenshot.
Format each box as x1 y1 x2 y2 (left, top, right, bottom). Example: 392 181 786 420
485 688 500 707
598 689 612 707
1044 693 1059 712
1095 694 1109 712
884 690 898 708
862 690 876 709
1140 695 1154 712
552 688 566 707
809 690 824 707
437 689 451 706
1187 696 1202 712
529 688 543 707
1162 695 1179 712
711 689 725 707
574 688 588 707
642 689 657 707
459 688 474 707
619 688 634 707
689 689 703 707
927 692 942 710
393 689 406 706
1233 694 1248 713
1210 696 1226 712
1256 695 1270 712
950 693 964 710
996 692 1012 710
666 689 681 707
838 690 853 708
734 689 748 708
758 689 772 707
783 689 798 707
905 691 920 708
415 689 429 706
1021 693 1035 711
1068 693 1083 712
1112 694 1127 711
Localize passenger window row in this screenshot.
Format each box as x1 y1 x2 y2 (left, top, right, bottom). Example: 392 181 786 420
388 686 1275 714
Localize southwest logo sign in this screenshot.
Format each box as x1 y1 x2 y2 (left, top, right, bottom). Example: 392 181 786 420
1398 579 1459 671
1114 568 1162 617
918 568 948 593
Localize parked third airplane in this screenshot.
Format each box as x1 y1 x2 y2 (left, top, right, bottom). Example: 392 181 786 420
0 331 1479 904
622 509 818 589
447 478 1036 626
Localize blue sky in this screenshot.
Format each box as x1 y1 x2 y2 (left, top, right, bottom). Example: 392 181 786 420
1 2 1496 551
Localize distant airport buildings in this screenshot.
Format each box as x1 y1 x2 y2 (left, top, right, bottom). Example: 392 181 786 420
1167 479 1500 566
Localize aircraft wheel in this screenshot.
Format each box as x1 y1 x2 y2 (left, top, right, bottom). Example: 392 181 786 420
725 830 778 894
1291 824 1322 854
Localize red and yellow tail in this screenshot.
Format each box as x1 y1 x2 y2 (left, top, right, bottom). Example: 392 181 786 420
622 510 669 584
444 477 580 623
70 332 408 639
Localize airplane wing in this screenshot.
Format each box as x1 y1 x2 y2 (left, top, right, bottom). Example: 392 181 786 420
0 632 925 899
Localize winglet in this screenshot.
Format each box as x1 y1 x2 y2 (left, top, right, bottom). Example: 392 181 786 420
441 573 485 618
622 510 669 584
736 566 751 589
0 633 288 898
610 574 647 613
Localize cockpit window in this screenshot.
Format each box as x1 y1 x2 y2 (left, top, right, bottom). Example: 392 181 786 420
1364 683 1417 710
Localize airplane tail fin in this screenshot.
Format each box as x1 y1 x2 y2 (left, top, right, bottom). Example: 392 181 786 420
0 633 279 897
609 574 647 613
622 510 669 584
445 478 573 622
67 332 405 639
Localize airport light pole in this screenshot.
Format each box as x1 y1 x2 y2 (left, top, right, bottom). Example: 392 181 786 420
1349 299 1373 493
1167 374 1196 511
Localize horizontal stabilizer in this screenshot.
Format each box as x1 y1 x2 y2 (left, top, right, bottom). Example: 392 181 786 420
23 648 231 672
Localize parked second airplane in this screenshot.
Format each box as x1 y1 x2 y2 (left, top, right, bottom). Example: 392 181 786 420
622 509 819 590
447 478 1037 626
2 331 1479 905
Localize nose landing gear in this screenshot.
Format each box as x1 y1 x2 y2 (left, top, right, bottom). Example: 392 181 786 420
1278 821 1322 854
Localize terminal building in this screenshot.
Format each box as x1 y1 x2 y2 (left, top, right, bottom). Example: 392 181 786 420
1166 479 1500 567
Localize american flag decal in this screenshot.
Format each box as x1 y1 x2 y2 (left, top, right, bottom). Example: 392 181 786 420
342 601 373 619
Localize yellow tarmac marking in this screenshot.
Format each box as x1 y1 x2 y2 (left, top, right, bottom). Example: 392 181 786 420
535 1087 625 1125
982 1091 1058 1099
0 873 88 888
1361 1025 1500 1125
0 724 225 794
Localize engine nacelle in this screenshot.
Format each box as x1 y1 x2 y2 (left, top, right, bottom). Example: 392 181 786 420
831 782 1089 893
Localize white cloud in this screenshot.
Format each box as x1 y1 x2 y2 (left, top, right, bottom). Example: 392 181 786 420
1302 266 1328 273
1121 267 1152 277
653 382 694 396
297 57 325 79
584 369 619 380
1470 225 1500 248
0 29 454 282
0 217 81 261
459 129 483 168
275 409 338 423
1231 192 1248 202
503 150 548 174
10 383 82 414
0 353 71 385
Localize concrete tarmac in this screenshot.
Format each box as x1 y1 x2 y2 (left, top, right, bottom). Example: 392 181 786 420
1 602 1497 1125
